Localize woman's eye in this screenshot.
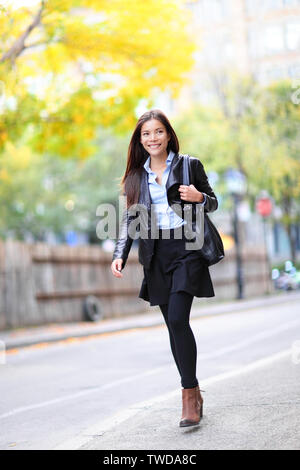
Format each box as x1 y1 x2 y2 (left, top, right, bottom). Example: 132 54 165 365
142 130 164 136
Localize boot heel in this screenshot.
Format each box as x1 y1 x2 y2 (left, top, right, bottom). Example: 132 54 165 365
200 403 203 418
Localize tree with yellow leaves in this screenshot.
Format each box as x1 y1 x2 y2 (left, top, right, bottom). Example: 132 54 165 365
0 0 195 158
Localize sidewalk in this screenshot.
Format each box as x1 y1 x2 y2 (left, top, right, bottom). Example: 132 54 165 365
78 350 300 450
1 291 300 350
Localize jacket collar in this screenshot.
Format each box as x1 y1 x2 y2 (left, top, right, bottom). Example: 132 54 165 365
165 151 182 193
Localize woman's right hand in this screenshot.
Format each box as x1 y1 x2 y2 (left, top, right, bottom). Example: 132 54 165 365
111 258 124 278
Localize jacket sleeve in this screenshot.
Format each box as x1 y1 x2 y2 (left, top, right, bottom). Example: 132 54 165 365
112 205 135 270
192 158 218 213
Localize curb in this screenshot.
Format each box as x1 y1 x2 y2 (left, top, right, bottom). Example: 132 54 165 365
2 291 300 350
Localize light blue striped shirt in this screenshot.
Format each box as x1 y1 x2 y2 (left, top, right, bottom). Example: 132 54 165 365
143 150 206 229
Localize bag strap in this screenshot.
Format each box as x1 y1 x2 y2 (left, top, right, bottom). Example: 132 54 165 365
182 154 208 219
182 154 190 186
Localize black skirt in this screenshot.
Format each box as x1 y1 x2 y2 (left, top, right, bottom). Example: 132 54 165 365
138 226 215 306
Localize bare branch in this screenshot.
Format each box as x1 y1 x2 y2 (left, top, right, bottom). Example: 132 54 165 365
0 0 46 65
23 40 48 51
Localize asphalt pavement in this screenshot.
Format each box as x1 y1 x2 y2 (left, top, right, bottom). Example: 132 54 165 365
1 290 300 451
79 350 300 451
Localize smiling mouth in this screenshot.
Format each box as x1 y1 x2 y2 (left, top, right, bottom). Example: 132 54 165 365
148 144 161 148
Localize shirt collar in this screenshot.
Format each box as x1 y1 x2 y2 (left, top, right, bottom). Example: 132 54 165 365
143 150 175 174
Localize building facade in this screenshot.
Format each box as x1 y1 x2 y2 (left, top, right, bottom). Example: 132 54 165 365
176 0 300 107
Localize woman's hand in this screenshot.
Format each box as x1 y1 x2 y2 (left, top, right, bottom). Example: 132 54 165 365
179 185 204 203
111 258 124 278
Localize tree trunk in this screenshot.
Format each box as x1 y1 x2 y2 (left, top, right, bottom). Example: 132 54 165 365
286 223 297 265
282 196 297 265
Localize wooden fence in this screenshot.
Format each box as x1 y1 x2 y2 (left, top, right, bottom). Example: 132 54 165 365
0 239 272 330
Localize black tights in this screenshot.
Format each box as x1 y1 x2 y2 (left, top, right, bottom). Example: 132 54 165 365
159 291 198 389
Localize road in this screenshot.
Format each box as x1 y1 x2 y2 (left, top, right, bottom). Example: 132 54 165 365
0 295 300 450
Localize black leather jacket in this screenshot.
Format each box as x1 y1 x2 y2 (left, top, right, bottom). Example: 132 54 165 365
112 153 218 270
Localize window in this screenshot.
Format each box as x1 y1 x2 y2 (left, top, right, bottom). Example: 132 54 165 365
286 23 300 50
268 0 284 8
248 24 289 57
265 65 286 81
248 30 261 58
288 62 300 78
245 0 260 16
197 0 231 23
245 0 300 15
264 25 285 54
283 0 300 6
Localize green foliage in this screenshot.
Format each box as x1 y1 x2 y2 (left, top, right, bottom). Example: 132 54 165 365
0 126 129 241
175 77 300 213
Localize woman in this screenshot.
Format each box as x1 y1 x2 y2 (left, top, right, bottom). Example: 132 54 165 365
110 109 218 427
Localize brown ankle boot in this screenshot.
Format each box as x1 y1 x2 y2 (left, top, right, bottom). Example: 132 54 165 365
179 386 202 427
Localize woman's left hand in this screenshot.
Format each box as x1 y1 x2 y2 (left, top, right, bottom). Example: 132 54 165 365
179 184 204 203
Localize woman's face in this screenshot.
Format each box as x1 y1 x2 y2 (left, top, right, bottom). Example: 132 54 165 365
140 119 170 159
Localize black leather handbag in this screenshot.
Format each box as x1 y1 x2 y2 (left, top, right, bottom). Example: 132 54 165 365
182 155 225 266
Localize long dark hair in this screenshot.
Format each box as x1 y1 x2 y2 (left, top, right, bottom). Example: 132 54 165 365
120 109 180 208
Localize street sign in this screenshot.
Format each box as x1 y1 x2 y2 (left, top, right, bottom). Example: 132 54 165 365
256 197 272 217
